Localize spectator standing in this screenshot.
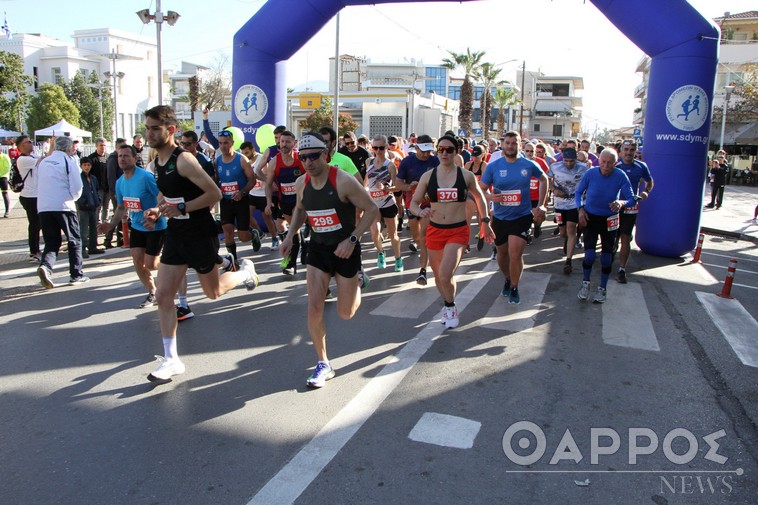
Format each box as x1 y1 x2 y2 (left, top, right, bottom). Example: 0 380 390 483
76 158 104 258
15 135 42 262
0 150 10 217
36 136 88 288
104 138 127 247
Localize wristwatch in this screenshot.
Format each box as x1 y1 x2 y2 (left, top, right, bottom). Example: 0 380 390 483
481 216 491 224
349 235 358 244
177 202 187 215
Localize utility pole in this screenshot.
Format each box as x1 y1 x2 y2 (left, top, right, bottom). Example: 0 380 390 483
518 61 526 136
332 13 340 135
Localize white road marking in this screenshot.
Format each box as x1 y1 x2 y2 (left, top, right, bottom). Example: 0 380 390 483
602 282 660 351
246 262 498 505
408 412 481 449
696 292 758 368
701 251 758 265
481 272 551 332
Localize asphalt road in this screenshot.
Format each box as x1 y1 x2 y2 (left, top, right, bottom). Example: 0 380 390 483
1 217 757 505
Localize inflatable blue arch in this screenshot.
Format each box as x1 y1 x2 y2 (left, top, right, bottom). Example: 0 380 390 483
231 0 719 258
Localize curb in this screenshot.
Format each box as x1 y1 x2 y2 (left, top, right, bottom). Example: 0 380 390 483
701 226 758 245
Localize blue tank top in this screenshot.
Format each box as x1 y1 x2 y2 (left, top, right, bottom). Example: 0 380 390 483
216 152 247 200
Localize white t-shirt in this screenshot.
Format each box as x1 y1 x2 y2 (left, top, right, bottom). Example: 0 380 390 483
16 155 39 198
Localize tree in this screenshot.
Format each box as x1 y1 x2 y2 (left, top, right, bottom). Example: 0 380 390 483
492 86 520 139
442 48 485 136
25 83 80 136
200 53 232 111
63 71 102 139
188 75 200 120
474 62 503 139
300 97 359 137
0 50 33 132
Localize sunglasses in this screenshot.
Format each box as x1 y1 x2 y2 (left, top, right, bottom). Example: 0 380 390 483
299 150 323 162
524 149 534 153
437 146 456 154
180 141 194 147
344 141 355 146
372 145 386 151
218 130 233 137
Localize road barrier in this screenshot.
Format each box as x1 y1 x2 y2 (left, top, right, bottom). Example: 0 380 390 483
716 258 738 299
690 233 705 263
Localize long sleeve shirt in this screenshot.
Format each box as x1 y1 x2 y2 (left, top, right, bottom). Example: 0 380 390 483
36 151 83 213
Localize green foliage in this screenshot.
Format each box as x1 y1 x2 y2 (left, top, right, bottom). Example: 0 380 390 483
443 48 486 135
474 63 504 139
87 71 114 140
300 97 359 137
493 87 519 139
0 50 33 131
26 84 80 136
63 71 102 139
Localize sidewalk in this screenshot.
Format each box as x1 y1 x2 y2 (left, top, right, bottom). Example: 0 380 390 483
699 184 758 243
1 185 756 268
0 192 129 268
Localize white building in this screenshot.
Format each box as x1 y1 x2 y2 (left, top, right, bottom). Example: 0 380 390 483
0 28 162 140
517 70 584 141
166 61 211 121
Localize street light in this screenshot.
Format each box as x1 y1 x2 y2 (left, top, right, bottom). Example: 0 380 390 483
137 1 181 106
104 70 125 139
86 81 107 139
719 85 735 151
97 50 138 139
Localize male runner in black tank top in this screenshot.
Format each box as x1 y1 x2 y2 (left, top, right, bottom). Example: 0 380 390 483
141 105 260 383
279 132 380 388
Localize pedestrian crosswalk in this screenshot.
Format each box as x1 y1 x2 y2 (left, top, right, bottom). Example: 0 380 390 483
365 254 758 365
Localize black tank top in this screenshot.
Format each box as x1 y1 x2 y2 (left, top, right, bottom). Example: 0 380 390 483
302 166 356 246
156 146 216 237
427 167 468 203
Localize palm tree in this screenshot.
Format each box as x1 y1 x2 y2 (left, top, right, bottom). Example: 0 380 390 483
442 48 485 135
493 86 520 139
474 62 503 139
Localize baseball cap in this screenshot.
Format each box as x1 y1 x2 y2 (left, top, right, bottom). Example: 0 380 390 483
562 147 578 159
472 145 485 156
416 134 434 152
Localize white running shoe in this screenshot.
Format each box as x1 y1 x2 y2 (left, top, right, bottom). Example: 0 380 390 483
147 356 186 382
593 286 607 304
578 281 591 301
440 305 459 329
239 259 259 291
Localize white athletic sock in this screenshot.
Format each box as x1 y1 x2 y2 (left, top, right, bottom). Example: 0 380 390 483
178 296 188 308
163 337 178 359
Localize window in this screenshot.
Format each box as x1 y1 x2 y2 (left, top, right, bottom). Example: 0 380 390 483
33 67 39 91
52 67 63 85
147 76 153 98
449 85 461 100
552 124 563 137
534 124 541 132
425 66 448 96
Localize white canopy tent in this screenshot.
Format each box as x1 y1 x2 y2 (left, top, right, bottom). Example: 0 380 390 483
34 119 92 139
0 128 21 138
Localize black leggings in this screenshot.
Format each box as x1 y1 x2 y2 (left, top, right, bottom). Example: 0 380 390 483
19 195 41 255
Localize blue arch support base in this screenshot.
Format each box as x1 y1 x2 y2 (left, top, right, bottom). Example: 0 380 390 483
233 0 720 257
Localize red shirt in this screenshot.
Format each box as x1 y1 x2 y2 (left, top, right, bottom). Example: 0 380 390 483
529 157 549 202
